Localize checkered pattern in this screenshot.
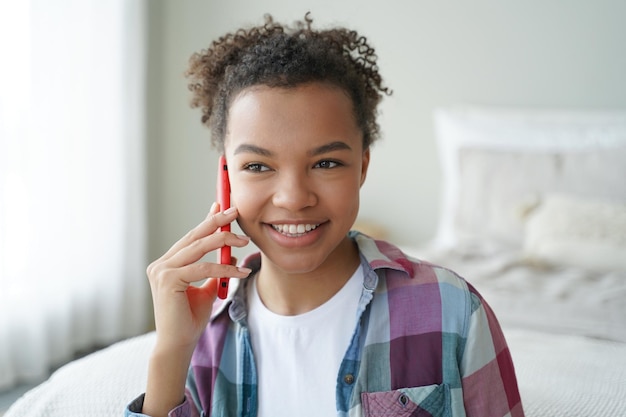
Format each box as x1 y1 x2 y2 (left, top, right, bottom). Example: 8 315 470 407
126 232 524 417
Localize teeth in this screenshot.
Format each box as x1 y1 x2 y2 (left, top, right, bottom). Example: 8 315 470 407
272 223 319 235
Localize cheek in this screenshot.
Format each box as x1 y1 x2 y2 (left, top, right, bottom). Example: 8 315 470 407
230 182 267 219
231 187 253 214
231 187 255 237
328 178 361 212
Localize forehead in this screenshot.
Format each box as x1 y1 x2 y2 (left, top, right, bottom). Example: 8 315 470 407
224 83 362 152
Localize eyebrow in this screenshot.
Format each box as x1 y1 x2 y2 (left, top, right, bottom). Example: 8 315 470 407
233 144 273 157
233 141 352 157
308 141 352 156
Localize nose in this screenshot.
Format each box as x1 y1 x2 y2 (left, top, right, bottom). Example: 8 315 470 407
271 170 318 211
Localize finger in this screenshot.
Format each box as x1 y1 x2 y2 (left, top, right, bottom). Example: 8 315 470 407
182 262 252 285
166 232 250 269
149 260 252 295
159 206 239 263
162 204 228 260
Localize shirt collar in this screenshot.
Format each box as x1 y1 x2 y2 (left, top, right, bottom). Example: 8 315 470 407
209 231 415 322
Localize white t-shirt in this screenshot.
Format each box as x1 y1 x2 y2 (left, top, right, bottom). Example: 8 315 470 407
247 266 364 417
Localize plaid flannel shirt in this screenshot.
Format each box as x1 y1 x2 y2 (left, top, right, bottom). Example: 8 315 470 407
127 232 524 417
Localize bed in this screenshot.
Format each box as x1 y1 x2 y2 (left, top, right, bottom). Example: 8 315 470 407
404 106 626 416
5 106 626 417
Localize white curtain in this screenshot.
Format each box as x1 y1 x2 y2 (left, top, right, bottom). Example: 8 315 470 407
0 0 149 390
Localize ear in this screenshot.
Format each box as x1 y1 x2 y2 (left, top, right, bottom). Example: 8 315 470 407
360 148 370 187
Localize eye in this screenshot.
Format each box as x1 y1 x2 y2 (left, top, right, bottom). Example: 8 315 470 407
242 162 270 172
314 160 341 169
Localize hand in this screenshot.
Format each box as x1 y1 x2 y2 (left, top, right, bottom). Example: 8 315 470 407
146 203 252 355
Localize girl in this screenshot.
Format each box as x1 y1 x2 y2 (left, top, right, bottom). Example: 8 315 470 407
126 14 524 417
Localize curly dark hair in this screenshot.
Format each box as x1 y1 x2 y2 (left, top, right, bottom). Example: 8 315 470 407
185 13 391 152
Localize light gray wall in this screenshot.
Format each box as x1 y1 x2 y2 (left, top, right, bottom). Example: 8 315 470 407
146 0 626 261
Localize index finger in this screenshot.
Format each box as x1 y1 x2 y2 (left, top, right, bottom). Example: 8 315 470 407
159 204 237 262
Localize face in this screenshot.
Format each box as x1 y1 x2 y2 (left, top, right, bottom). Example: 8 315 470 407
224 83 370 276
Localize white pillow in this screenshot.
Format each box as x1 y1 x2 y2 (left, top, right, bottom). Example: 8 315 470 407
455 147 626 245
433 106 626 248
523 194 626 272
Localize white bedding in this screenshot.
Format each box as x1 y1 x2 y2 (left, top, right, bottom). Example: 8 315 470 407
403 243 626 343
505 328 626 417
4 333 153 417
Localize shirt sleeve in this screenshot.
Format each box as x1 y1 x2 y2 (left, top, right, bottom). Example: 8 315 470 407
124 393 192 417
460 288 525 417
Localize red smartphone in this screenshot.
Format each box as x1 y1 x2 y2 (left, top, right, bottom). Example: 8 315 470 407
217 155 231 299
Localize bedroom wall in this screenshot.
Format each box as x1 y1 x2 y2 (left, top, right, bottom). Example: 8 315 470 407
145 0 626 261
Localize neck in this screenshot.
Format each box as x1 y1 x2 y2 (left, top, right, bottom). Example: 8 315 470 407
256 237 360 316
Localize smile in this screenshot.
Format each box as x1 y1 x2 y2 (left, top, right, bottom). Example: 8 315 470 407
271 223 319 236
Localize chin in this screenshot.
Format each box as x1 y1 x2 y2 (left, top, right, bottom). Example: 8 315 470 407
261 251 327 275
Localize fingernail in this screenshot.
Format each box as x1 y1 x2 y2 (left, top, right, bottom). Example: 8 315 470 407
237 267 252 274
223 207 237 215
237 234 250 241
209 202 217 212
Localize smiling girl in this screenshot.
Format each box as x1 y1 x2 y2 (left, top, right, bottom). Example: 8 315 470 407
126 14 524 417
